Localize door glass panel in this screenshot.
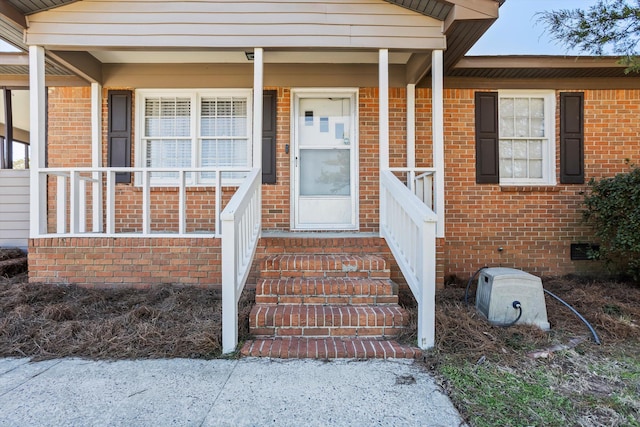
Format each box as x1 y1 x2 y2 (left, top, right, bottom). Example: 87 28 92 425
298 98 351 148
300 149 350 196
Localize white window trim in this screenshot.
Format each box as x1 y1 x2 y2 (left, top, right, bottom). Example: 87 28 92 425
134 88 253 186
498 90 556 186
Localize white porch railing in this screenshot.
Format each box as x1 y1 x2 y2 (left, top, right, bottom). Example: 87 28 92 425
387 167 436 211
36 166 257 238
221 168 262 353
380 169 437 350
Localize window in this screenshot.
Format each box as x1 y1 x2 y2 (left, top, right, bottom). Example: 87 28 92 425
498 91 555 185
136 89 252 184
475 91 583 185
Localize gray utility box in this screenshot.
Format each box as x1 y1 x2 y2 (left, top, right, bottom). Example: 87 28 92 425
476 268 550 330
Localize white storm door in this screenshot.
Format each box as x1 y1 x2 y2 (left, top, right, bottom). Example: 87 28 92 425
292 91 358 230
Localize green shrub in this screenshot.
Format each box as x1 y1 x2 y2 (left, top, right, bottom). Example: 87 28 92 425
583 163 640 281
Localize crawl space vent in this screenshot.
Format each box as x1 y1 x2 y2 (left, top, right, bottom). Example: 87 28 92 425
476 268 550 330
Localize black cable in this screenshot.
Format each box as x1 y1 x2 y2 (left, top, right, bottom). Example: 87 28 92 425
544 289 601 345
502 300 523 327
464 266 488 306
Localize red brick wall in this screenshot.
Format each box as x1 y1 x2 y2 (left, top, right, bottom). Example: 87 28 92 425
34 85 640 287
262 87 291 229
46 87 93 232
47 87 93 168
442 88 640 280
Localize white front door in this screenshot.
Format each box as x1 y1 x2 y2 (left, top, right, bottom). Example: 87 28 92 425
292 90 358 230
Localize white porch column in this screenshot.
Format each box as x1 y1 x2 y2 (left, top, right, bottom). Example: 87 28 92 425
29 45 47 237
379 49 389 170
252 48 263 170
91 82 103 232
432 49 445 238
406 83 416 189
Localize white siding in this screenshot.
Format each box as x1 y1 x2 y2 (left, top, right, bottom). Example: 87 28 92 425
0 170 29 249
26 0 445 50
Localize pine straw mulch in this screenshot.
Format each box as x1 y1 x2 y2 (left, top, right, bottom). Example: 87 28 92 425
0 248 25 262
397 276 640 365
396 276 640 370
0 273 254 361
1 268 638 364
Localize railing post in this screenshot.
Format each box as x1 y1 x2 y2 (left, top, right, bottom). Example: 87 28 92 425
70 170 80 234
56 175 66 234
106 170 115 234
418 220 436 349
79 179 87 233
178 170 186 235
142 170 150 234
215 170 222 236
221 209 238 354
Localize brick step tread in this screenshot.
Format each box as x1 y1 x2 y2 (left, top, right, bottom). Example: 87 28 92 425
240 338 422 360
250 304 408 330
0 256 28 278
260 254 390 279
255 278 398 305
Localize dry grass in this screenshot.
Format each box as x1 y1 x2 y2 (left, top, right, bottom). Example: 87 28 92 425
0 273 254 360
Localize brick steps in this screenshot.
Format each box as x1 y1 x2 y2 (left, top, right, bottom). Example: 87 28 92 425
246 253 419 359
241 337 422 360
255 277 398 305
250 305 408 337
260 254 390 279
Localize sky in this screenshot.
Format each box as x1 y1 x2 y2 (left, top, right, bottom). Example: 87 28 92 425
469 0 602 55
0 0 602 55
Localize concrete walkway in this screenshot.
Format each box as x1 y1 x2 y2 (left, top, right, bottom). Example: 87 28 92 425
0 357 465 426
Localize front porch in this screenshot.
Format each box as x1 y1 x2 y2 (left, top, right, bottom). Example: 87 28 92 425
27 165 439 353
2 0 500 354
24 46 448 353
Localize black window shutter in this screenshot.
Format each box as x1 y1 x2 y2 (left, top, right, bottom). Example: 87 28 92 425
262 90 277 184
475 92 500 184
560 92 584 184
107 90 132 184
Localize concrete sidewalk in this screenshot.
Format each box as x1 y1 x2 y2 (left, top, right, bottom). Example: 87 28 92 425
0 357 464 426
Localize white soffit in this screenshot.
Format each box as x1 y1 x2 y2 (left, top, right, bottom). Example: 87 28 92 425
89 50 413 64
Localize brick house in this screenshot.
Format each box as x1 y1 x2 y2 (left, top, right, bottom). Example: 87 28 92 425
1 0 639 355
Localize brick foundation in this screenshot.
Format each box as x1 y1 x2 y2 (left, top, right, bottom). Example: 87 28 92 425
28 235 447 292
28 237 222 288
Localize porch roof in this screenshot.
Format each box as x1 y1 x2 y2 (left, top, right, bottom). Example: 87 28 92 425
0 0 500 85
445 55 640 89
